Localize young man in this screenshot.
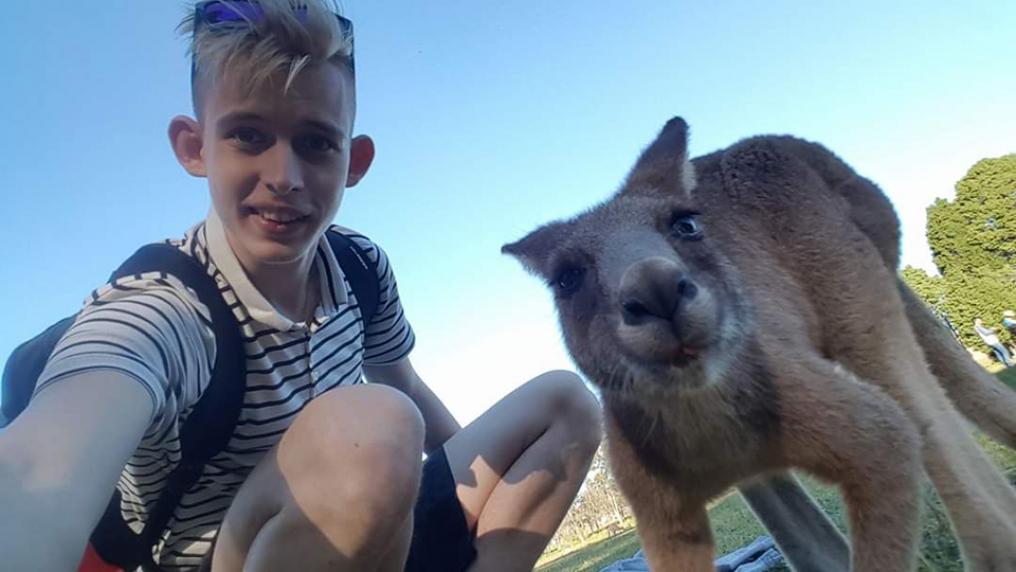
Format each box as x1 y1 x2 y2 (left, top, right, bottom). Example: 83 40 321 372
0 2 601 570
1002 310 1016 340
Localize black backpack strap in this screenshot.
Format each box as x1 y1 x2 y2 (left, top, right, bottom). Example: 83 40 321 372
325 229 380 324
89 244 246 571
1 315 77 427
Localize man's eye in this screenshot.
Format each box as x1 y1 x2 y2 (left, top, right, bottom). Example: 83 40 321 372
297 134 338 154
229 127 267 147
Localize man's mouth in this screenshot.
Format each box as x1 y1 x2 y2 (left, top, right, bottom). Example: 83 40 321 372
247 207 311 232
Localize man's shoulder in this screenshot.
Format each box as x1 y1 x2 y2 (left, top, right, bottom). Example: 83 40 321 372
76 224 214 330
328 224 378 248
327 224 391 268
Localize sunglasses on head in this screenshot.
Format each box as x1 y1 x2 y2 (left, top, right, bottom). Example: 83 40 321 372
192 1 354 66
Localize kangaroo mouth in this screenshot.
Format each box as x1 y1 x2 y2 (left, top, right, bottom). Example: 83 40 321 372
618 339 711 378
669 344 702 367
618 325 712 369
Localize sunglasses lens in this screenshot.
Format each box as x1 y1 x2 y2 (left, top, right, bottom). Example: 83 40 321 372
202 1 264 25
338 16 352 36
194 2 352 60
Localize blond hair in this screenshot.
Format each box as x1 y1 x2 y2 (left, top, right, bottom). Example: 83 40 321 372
179 0 354 116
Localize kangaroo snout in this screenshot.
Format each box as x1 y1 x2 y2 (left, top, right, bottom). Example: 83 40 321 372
619 257 698 327
613 254 718 371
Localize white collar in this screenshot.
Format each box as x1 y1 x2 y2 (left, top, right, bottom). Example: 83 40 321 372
204 211 348 331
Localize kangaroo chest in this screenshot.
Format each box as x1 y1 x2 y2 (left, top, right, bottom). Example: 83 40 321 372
607 370 782 493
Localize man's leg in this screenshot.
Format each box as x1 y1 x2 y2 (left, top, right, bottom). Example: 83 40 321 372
998 344 1014 367
443 370 602 571
210 384 425 572
991 344 1012 367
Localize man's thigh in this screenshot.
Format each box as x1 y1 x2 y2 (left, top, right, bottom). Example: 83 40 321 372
442 370 599 530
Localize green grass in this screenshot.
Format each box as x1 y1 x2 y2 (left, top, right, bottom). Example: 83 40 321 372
537 368 1016 572
536 529 643 572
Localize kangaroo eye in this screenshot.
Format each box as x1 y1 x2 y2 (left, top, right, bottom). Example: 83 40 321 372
671 212 703 240
552 268 585 295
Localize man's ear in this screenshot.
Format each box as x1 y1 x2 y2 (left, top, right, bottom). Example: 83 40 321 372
346 135 375 188
169 115 207 177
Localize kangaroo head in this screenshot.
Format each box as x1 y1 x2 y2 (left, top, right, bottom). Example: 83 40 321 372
504 118 749 398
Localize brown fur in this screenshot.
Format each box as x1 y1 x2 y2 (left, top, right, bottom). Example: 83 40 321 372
504 118 1016 571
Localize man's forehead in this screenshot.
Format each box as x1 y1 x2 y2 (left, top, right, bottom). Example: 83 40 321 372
214 108 346 136
203 62 354 123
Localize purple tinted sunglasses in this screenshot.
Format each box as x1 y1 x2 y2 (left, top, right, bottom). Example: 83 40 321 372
192 1 354 68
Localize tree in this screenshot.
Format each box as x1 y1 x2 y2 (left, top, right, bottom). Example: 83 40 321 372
926 155 1016 276
900 266 945 310
542 444 633 554
919 154 1016 350
582 445 629 526
940 266 1016 348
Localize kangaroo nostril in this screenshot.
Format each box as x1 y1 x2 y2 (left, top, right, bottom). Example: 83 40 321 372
678 278 698 300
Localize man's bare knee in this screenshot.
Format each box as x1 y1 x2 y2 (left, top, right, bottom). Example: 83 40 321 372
248 386 422 544
286 384 425 453
531 370 603 450
214 385 425 570
282 384 426 521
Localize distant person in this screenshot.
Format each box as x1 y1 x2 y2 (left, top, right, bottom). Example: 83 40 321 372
974 317 1013 367
0 2 601 571
1002 310 1016 338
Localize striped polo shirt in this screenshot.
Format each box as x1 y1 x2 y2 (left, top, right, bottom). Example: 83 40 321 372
35 213 415 569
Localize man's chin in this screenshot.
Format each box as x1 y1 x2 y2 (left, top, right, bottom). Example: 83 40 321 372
240 235 315 266
239 223 320 259
253 246 312 266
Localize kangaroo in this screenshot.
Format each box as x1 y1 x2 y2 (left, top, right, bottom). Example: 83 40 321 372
503 118 1016 571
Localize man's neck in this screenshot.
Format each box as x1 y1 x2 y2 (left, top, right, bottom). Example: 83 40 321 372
246 254 320 324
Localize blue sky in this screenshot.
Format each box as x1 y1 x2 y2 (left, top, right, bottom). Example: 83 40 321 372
1 1 1014 423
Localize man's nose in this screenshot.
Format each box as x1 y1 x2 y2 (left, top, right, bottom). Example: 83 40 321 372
263 143 304 196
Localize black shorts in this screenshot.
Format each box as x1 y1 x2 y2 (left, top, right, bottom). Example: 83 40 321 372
405 446 477 572
197 447 475 572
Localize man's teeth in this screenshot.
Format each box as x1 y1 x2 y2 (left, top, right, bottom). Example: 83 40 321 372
257 211 304 223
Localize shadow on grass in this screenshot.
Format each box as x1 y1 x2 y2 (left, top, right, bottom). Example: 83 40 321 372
536 528 641 572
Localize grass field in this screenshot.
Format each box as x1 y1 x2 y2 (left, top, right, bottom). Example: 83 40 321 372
538 368 1016 572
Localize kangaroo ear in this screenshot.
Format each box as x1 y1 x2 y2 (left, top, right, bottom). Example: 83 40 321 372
623 117 696 197
502 221 569 278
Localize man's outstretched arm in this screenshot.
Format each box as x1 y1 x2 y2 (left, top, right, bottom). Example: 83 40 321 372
0 371 151 571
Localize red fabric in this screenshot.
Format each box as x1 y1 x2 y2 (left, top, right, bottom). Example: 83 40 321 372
77 543 124 572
